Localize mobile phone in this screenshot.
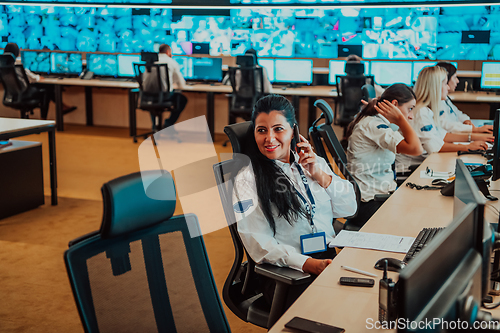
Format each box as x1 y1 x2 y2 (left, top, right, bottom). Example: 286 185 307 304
379 277 397 323
339 277 374 287
294 124 301 153
285 317 345 333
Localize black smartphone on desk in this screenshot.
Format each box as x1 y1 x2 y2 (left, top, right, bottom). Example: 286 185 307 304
285 317 345 333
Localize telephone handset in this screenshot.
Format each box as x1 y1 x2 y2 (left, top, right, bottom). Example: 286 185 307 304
293 124 302 153
80 70 94 80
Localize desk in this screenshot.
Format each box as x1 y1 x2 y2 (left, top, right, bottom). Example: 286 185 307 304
38 78 338 139
39 78 138 133
449 91 500 119
269 152 500 332
0 118 57 205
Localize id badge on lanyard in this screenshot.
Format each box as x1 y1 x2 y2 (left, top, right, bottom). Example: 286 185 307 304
293 162 327 255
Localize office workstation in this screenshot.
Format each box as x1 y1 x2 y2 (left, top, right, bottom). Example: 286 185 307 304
3 1 500 332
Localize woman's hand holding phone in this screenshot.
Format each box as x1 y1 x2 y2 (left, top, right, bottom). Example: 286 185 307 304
296 133 332 188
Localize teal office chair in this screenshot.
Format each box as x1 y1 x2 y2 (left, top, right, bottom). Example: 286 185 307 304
309 100 390 231
215 122 314 329
64 171 230 333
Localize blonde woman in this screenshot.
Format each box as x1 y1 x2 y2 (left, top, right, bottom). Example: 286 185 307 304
396 66 492 172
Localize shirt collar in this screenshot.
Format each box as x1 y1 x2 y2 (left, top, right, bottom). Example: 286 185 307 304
376 114 391 125
274 150 299 169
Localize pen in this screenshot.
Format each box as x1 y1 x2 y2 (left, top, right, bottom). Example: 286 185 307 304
341 265 378 277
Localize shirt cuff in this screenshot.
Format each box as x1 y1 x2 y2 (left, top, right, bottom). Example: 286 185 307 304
286 252 310 272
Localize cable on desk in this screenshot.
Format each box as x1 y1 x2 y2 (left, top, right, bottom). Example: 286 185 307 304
482 300 500 310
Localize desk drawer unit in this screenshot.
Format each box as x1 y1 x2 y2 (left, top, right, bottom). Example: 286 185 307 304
0 140 44 219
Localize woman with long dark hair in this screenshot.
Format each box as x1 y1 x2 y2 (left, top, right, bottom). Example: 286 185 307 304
232 94 356 278
345 84 422 230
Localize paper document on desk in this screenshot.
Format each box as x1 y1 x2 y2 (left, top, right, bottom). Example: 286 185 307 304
329 231 415 253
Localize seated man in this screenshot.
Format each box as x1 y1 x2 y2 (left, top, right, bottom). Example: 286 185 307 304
3 43 76 119
143 44 188 129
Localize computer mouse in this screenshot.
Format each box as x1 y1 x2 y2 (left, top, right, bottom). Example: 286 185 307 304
431 178 450 186
281 87 287 90
374 257 407 272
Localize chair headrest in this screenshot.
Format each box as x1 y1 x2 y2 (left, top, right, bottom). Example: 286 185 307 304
345 62 365 76
361 84 376 102
236 55 257 68
140 51 158 64
100 171 176 239
224 121 254 155
314 99 334 126
0 53 16 67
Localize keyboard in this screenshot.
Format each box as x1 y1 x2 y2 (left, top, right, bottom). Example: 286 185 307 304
403 227 445 263
465 163 483 172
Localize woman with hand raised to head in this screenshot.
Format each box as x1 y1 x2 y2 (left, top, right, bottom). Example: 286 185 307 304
396 66 493 173
232 94 357 305
345 83 422 230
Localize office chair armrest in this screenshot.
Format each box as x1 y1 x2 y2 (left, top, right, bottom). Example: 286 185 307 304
255 263 313 286
68 230 100 247
373 194 391 202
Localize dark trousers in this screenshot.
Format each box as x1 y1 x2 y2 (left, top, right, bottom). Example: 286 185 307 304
163 92 188 128
261 247 337 308
343 200 384 231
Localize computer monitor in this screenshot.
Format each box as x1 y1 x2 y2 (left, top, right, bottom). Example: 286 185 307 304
86 54 118 77
480 62 500 90
338 44 362 58
50 53 82 75
398 202 484 333
370 61 412 86
117 54 141 77
21 51 50 74
173 56 193 79
191 57 222 82
453 159 490 298
329 60 347 85
192 42 210 55
413 61 459 83
258 59 274 82
274 59 313 85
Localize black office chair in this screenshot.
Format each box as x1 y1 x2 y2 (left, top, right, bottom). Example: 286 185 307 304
214 122 314 329
227 55 265 125
133 62 176 143
335 74 375 149
361 84 376 102
309 99 390 231
64 171 230 333
0 53 48 119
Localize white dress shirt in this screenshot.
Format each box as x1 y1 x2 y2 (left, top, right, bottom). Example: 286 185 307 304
438 98 472 133
232 152 357 272
347 115 404 202
142 53 186 92
396 106 446 172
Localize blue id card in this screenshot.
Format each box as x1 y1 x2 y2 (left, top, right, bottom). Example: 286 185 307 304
300 232 327 255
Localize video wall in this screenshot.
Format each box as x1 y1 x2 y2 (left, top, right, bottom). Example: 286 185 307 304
1 5 499 60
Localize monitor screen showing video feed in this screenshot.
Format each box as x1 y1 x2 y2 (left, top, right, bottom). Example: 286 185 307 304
50 53 82 75
329 60 346 84
86 54 118 77
192 57 222 81
21 51 50 74
370 61 412 86
481 62 500 90
258 58 275 82
117 54 141 77
275 59 313 84
173 56 194 79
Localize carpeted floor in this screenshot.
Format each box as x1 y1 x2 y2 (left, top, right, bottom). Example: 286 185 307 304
0 124 265 333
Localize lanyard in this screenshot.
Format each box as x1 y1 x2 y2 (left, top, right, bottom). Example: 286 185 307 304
291 162 317 233
445 98 453 113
